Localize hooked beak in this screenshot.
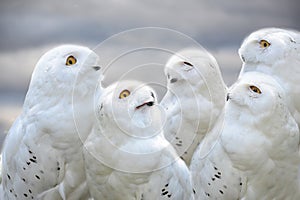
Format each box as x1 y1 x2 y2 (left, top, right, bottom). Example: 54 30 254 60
226 93 231 101
92 66 101 71
136 101 155 110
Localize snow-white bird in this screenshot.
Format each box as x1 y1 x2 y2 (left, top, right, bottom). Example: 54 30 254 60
83 80 194 200
0 45 102 199
160 48 227 165
224 72 300 199
192 71 300 199
239 27 300 127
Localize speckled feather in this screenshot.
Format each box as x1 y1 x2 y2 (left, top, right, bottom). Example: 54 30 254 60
191 72 300 199
0 45 102 199
84 80 194 200
160 48 227 166
212 72 299 199
190 114 245 200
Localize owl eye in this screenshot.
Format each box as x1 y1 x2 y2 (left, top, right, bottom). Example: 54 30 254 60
119 90 130 99
249 85 262 94
66 55 77 66
259 40 271 48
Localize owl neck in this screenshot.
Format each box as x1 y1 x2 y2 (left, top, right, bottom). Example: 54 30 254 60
224 102 266 129
100 114 164 140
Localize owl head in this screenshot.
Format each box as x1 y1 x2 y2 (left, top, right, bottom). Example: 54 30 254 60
227 71 287 123
96 80 162 137
239 28 299 68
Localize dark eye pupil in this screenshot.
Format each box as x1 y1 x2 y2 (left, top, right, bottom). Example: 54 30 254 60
69 60 73 64
264 43 267 47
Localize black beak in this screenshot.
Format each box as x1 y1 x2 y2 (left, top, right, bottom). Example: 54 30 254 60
93 66 101 71
170 78 178 83
146 102 154 106
226 93 230 101
241 55 245 62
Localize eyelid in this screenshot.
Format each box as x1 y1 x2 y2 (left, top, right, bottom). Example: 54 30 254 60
183 61 193 66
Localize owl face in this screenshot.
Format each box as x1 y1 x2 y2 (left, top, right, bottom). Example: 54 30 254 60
31 45 101 95
38 45 100 77
113 81 156 114
164 48 218 90
227 72 284 116
164 54 198 86
98 80 159 131
239 28 298 66
227 81 273 115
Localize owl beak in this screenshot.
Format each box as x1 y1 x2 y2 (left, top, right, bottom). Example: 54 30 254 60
92 66 101 71
135 91 156 110
226 93 231 101
241 55 245 62
136 101 155 109
170 78 178 83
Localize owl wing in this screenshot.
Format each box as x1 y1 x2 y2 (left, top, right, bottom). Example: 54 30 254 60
190 118 245 200
1 115 66 199
143 153 194 200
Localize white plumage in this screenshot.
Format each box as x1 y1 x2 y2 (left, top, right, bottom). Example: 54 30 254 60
0 45 102 199
193 71 300 199
224 72 300 199
239 27 300 128
83 80 194 200
190 112 244 200
160 48 227 165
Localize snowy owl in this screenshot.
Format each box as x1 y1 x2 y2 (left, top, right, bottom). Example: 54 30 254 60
160 48 227 165
223 72 299 199
83 80 194 200
239 27 300 127
191 71 300 199
0 45 102 199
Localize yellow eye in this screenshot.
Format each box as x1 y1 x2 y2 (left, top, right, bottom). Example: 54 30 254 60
66 55 77 66
119 90 130 99
259 40 271 48
249 85 262 94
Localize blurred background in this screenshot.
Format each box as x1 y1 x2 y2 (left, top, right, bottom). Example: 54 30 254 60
0 0 299 147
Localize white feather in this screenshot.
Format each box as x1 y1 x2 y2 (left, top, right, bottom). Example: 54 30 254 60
84 80 194 200
191 71 300 199
160 48 227 165
0 45 102 199
239 27 300 128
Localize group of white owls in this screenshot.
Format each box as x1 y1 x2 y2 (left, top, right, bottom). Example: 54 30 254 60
0 27 299 200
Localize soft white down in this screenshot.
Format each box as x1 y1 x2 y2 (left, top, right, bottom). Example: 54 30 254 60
84 80 194 200
239 27 300 128
0 45 102 199
160 48 227 166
